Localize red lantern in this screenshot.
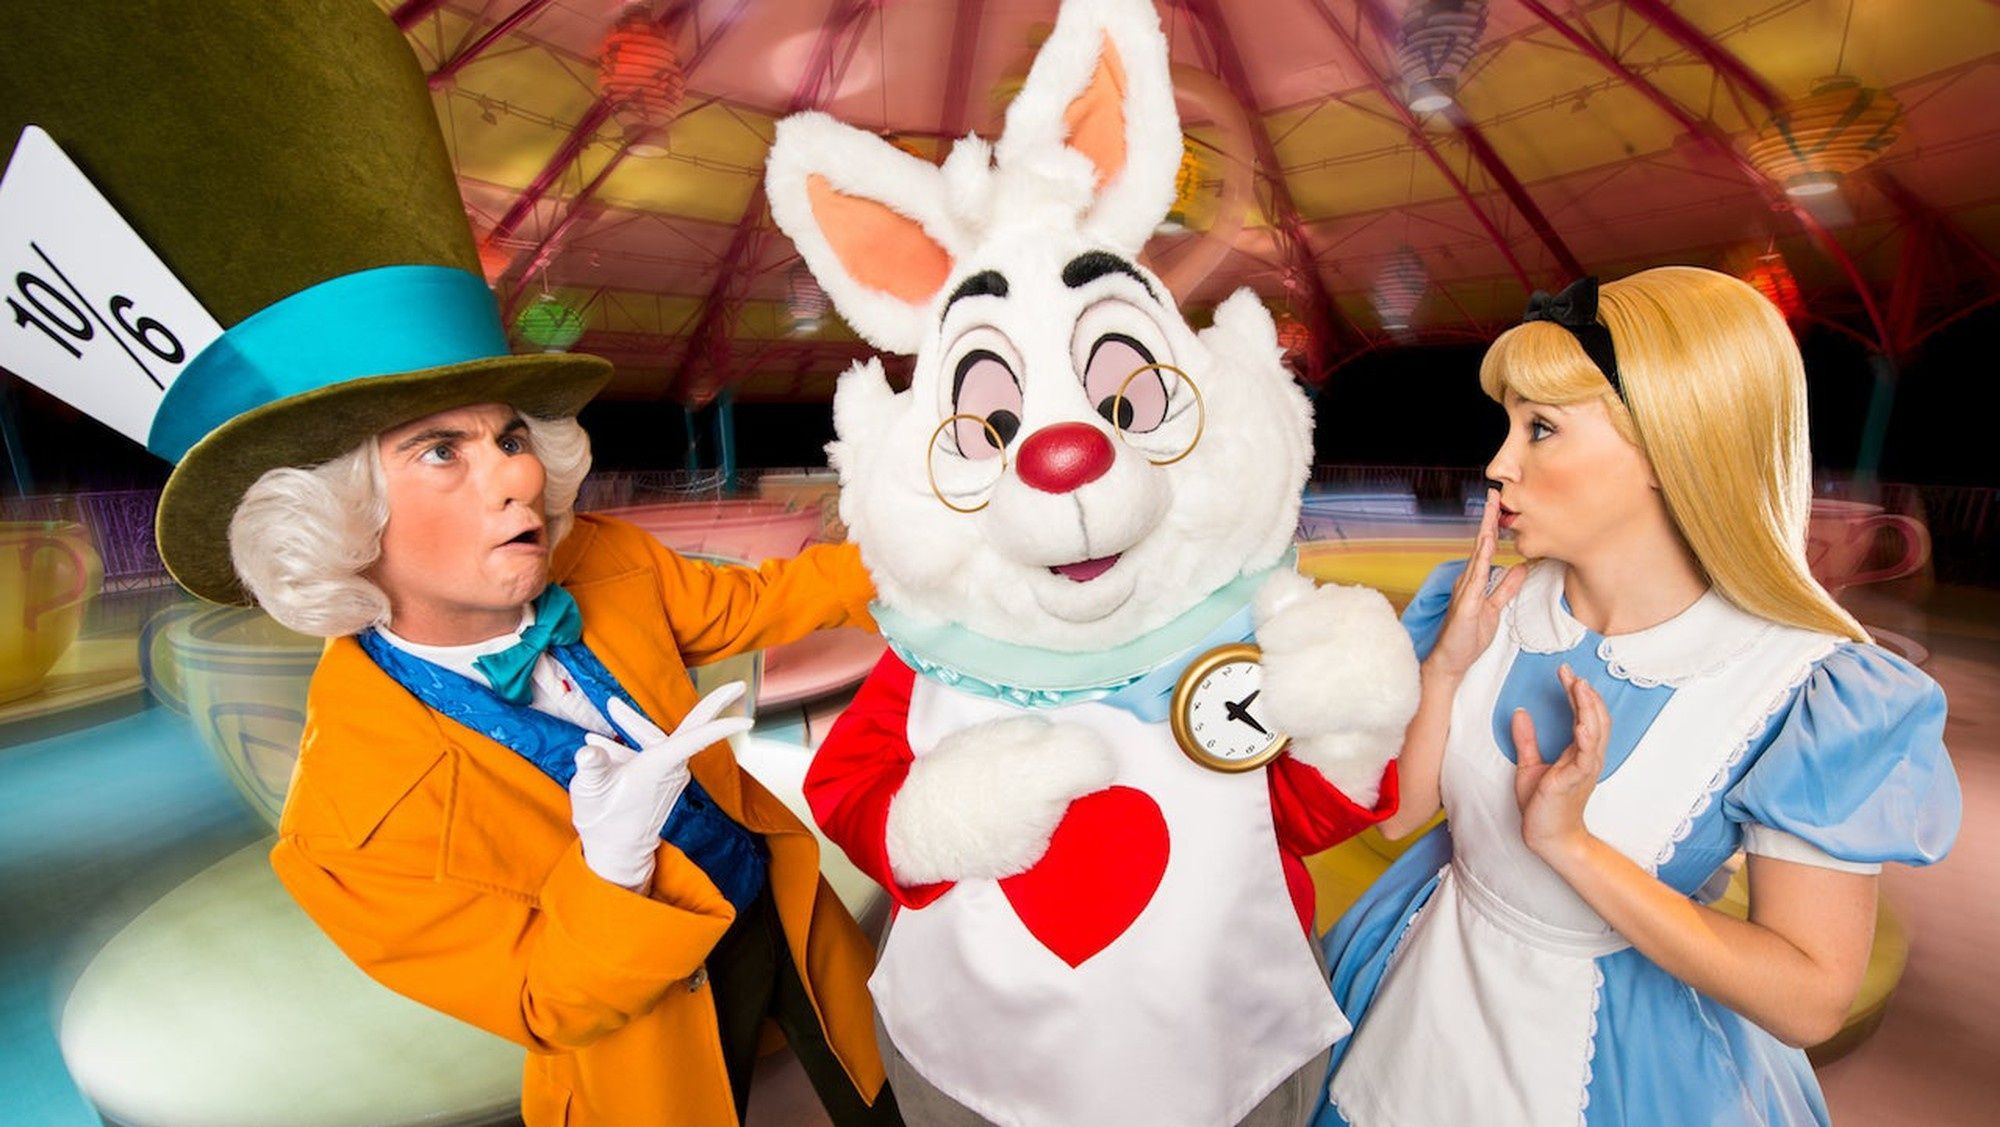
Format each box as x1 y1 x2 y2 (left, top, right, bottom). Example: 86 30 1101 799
1275 311 1312 357
475 238 512 285
1742 251 1806 325
598 5 684 155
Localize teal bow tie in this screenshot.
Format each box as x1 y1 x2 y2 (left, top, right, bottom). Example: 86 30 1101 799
472 584 583 705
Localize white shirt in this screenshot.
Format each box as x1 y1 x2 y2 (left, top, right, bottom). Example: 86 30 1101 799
375 604 617 738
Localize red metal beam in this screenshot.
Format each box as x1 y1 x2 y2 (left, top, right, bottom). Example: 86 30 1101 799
1450 116 1583 279
391 0 447 32
1617 0 1783 115
1306 0 1541 292
1873 172 2000 281
1352 0 1580 280
500 155 629 323
936 0 987 143
486 0 740 249
430 0 561 88
488 104 616 246
669 0 879 403
502 92 726 310
1516 0 1894 352
1180 0 1360 383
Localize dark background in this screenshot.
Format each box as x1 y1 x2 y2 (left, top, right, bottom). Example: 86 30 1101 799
5 303 1994 494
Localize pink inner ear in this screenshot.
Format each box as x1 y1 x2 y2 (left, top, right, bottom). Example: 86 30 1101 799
806 175 953 305
1062 33 1129 191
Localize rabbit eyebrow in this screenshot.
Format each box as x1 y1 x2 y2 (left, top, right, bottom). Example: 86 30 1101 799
941 270 1011 322
1062 252 1157 303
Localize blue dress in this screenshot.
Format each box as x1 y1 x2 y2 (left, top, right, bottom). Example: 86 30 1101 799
1314 561 1961 1127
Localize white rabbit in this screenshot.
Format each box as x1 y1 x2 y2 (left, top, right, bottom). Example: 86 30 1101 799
771 2 1419 1123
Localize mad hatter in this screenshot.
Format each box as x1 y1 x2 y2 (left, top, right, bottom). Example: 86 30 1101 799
0 2 897 1124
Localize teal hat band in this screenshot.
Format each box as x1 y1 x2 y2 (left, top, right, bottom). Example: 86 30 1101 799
147 264 510 462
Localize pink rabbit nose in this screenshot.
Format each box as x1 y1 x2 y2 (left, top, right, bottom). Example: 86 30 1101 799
1015 422 1115 494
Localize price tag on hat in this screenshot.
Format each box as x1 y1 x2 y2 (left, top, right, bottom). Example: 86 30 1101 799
0 125 222 447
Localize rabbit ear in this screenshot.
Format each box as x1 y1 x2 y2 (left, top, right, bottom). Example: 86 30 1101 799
766 112 963 354
997 0 1181 256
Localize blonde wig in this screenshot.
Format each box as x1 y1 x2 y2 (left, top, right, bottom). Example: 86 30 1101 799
1479 265 1867 643
228 413 593 638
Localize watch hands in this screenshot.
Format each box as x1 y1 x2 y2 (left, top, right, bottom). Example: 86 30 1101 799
1223 690 1268 735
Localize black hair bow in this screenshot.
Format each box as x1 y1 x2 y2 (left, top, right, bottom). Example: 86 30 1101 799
1522 276 1622 398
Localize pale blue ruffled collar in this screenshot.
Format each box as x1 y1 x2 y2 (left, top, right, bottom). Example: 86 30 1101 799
872 558 1284 713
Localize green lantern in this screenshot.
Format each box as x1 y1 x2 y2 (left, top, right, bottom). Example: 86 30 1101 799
515 294 587 352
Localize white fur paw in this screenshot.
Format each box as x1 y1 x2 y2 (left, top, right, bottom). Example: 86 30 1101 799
1256 577 1420 772
1286 731 1398 809
885 716 1117 885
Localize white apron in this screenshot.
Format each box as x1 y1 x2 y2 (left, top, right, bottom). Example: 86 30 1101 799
1330 563 1835 1126
871 677 1345 1127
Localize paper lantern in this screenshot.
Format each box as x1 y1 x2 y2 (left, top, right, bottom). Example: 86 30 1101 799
787 262 830 335
475 239 512 285
598 5 685 157
1399 1 1489 114
1275 311 1311 357
1158 137 1210 234
515 294 587 352
1742 251 1806 325
1747 76 1902 197
1371 245 1428 331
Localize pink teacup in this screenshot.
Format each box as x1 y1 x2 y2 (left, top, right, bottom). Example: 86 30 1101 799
1806 499 1930 596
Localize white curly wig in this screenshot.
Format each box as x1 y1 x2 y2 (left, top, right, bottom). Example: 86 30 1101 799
227 414 592 638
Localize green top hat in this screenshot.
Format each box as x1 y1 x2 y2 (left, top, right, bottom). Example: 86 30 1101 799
0 0 610 604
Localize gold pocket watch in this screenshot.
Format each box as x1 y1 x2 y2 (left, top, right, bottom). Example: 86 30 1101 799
1169 643 1290 773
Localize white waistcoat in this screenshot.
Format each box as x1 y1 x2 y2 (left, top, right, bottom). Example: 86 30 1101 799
870 678 1345 1127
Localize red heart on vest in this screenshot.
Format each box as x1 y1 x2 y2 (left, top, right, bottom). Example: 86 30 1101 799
998 786 1170 968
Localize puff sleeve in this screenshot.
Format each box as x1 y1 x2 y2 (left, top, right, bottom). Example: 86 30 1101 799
1722 643 1960 872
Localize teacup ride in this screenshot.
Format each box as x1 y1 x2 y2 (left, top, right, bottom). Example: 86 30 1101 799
1807 497 1933 666
754 468 846 542
1296 530 1523 615
140 602 322 827
597 498 824 562
0 520 134 733
1296 487 1421 541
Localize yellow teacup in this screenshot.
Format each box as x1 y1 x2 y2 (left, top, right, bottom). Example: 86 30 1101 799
146 603 323 827
1297 537 1524 614
0 521 104 704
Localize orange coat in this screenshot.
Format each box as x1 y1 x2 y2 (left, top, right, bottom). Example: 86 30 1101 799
271 514 886 1126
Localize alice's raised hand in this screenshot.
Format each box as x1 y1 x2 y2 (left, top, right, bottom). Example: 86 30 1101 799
1427 488 1527 682
1511 664 1610 862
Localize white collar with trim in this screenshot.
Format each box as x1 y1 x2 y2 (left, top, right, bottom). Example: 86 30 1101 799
1508 559 1775 689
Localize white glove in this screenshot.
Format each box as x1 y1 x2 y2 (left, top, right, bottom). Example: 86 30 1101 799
570 682 753 892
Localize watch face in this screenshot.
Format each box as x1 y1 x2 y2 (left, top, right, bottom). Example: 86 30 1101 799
1173 646 1288 772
